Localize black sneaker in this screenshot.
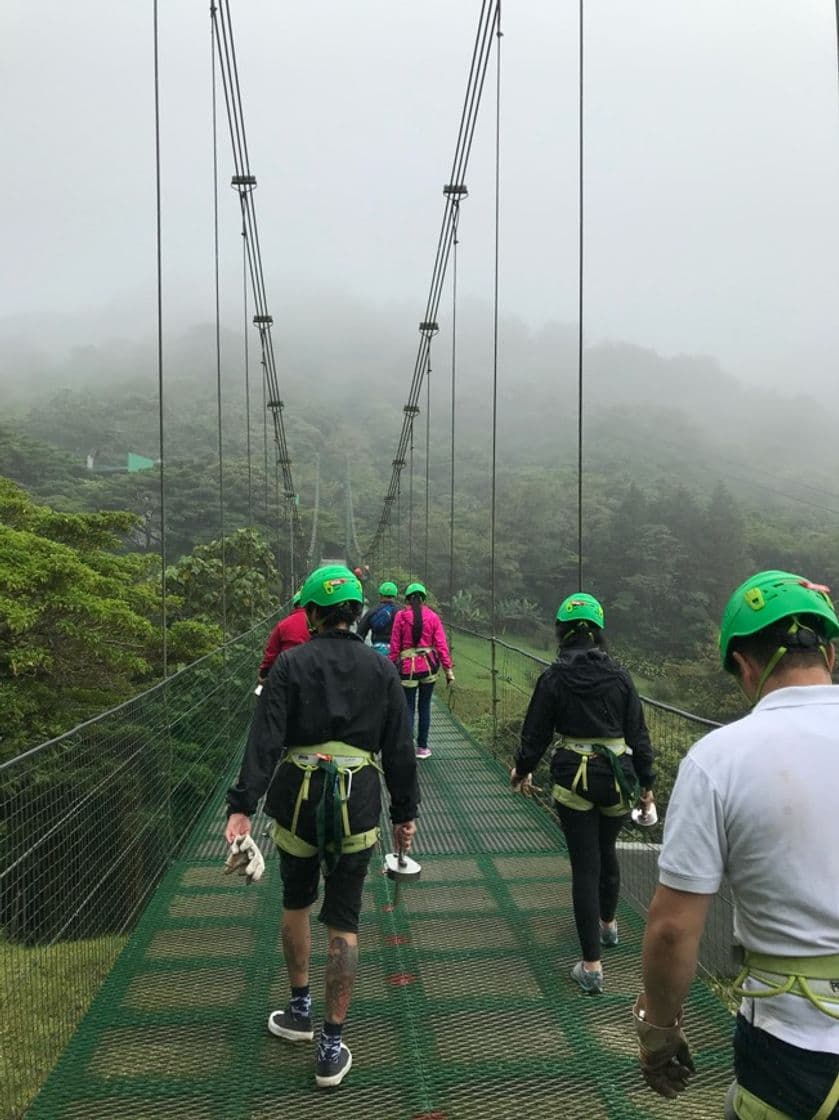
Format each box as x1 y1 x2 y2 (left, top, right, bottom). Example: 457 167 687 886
315 1042 352 1088
267 1007 314 1041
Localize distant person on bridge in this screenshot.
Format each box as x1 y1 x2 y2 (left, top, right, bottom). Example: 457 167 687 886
511 593 655 994
257 590 310 684
634 571 839 1117
358 580 399 654
389 582 454 759
226 564 419 1089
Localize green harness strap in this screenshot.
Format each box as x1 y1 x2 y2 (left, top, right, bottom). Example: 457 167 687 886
552 738 639 816
732 1075 839 1120
273 743 382 876
399 646 439 688
732 951 839 1021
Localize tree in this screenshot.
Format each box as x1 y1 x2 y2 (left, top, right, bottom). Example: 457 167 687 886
166 527 281 635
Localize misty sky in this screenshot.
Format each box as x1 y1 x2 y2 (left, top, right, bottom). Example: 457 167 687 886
2 1 838 388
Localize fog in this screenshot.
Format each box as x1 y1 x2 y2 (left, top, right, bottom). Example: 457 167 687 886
2 0 838 393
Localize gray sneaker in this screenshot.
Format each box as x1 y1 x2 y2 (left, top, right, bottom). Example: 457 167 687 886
267 1007 314 1041
600 923 619 947
571 961 603 994
315 1042 352 1088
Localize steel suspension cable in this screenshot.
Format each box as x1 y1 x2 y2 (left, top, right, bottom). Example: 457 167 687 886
367 1 499 558
210 1 303 554
242 213 253 528
489 2 502 743
211 16 228 643
576 0 585 590
424 345 431 578
152 0 167 678
408 419 415 576
447 201 461 627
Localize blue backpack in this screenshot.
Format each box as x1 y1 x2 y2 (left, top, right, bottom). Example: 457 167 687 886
368 602 396 637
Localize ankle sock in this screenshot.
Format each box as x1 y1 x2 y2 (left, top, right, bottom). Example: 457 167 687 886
290 985 311 1018
318 1019 342 1063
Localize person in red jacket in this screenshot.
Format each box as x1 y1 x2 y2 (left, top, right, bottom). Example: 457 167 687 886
389 582 454 758
258 593 311 683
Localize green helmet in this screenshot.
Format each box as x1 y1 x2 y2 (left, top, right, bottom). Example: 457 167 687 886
719 570 839 670
556 593 604 628
378 581 398 597
299 564 363 609
405 582 427 600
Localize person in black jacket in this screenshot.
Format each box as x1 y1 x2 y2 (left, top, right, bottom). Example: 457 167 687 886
225 564 419 1089
511 593 654 995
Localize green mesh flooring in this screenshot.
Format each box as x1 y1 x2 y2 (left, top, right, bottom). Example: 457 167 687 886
27 703 734 1119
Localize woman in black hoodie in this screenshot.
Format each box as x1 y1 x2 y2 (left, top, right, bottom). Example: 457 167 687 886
511 593 654 994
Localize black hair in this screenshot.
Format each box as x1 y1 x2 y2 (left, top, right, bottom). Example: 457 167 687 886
727 614 832 674
556 619 607 651
309 599 362 630
407 593 424 646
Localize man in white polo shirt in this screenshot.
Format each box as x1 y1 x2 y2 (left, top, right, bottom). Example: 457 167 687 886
633 570 839 1119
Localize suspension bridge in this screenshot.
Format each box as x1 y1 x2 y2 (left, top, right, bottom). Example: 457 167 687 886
3 1 838 1118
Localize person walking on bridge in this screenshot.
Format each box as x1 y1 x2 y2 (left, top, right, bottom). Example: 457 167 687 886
358 580 399 655
389 582 454 758
511 593 655 994
226 564 419 1089
257 590 310 684
634 570 839 1117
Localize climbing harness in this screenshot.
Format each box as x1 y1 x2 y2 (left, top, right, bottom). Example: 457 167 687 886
270 742 381 876
398 646 440 687
726 951 839 1120
727 1077 839 1120
731 951 839 1022
551 737 639 815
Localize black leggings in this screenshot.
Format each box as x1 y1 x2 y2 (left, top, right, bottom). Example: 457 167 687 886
555 803 626 961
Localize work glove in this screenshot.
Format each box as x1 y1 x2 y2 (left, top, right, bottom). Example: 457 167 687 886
633 995 694 1098
224 834 265 884
510 768 542 798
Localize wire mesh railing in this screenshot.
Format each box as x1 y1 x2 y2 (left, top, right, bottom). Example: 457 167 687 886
446 624 737 982
0 611 278 1120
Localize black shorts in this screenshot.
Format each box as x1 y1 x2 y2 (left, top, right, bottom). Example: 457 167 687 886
734 1014 839 1119
279 847 374 934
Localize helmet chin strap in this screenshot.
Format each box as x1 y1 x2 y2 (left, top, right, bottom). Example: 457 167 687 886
742 620 830 705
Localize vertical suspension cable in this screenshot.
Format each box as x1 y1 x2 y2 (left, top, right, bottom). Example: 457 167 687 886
576 0 585 590
262 362 269 520
153 0 167 678
408 421 415 577
489 2 502 742
211 9 227 643
448 202 460 626
424 347 431 578
242 214 253 528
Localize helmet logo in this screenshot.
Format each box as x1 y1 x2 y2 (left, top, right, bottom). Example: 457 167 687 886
745 588 765 612
323 577 352 595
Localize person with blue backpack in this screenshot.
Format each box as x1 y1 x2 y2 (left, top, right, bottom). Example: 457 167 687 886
358 581 399 655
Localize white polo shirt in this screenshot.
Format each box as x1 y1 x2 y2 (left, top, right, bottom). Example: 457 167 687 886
659 684 839 1053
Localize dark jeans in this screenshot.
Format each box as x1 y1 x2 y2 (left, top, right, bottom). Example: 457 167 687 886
734 1014 839 1119
555 798 626 962
404 680 435 749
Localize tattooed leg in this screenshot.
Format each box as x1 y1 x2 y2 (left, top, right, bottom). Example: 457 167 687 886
282 907 312 988
324 930 359 1025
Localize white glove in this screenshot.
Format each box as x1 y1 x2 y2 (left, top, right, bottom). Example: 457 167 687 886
224 834 265 884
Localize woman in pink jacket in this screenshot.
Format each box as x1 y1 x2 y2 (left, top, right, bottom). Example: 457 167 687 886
389 582 454 758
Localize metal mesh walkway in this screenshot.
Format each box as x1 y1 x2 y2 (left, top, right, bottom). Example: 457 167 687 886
27 702 733 1120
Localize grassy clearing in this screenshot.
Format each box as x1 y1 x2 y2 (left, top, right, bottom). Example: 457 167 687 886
1 934 125 1119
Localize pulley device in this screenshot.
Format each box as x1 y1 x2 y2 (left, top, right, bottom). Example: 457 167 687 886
384 848 421 906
